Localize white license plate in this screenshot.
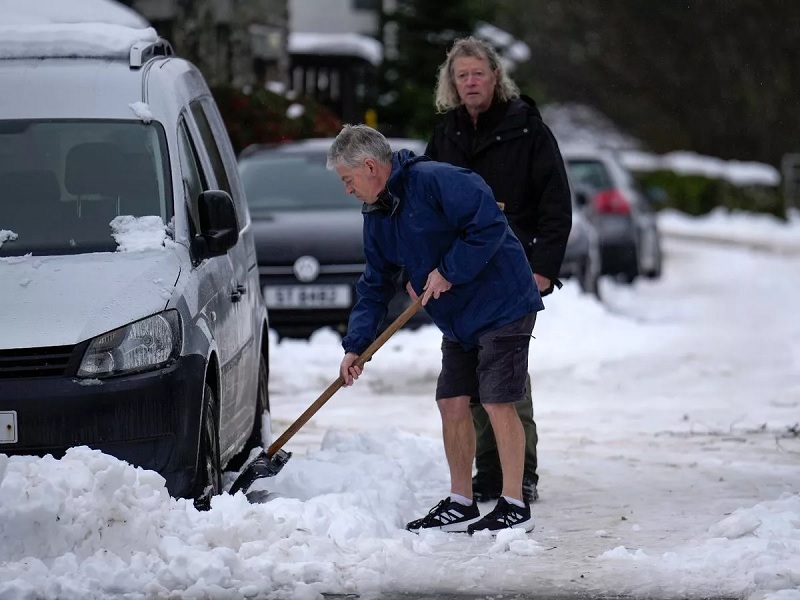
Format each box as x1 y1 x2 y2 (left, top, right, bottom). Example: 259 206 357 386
264 285 351 308
0 411 18 443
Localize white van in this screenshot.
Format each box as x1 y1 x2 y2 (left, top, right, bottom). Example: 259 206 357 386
0 25 271 508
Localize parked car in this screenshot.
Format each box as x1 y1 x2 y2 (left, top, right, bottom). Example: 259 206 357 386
559 184 603 296
238 137 432 339
0 26 271 508
562 145 662 282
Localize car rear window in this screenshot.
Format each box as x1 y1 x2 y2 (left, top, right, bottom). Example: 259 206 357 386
238 152 359 215
566 159 614 191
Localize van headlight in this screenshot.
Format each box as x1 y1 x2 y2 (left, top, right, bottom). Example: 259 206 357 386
78 311 182 378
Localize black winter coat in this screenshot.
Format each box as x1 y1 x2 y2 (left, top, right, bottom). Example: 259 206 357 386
426 96 572 283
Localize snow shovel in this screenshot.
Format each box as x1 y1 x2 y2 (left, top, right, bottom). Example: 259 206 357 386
229 295 424 497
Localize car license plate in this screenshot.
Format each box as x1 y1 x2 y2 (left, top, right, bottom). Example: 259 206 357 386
263 285 351 308
0 411 18 443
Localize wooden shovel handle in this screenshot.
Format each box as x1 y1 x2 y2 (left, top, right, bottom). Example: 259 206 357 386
266 295 424 456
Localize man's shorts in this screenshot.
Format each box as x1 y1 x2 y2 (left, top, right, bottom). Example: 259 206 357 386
436 312 537 405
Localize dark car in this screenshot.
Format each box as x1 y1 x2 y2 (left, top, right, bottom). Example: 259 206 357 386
563 145 662 283
238 138 431 338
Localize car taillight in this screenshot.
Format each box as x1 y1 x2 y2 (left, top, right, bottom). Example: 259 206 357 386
592 189 631 214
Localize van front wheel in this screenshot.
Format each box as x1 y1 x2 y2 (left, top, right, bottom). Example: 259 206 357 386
193 382 222 510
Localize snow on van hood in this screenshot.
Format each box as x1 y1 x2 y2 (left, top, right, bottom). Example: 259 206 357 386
0 250 182 349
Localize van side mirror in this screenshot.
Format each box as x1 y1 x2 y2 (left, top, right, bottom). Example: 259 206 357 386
192 190 239 259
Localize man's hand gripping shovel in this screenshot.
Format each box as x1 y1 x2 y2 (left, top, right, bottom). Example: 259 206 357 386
228 296 424 498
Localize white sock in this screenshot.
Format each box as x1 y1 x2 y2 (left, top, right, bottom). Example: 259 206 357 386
449 493 472 506
503 495 525 508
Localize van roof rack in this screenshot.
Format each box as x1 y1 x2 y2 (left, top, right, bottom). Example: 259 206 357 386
129 38 174 69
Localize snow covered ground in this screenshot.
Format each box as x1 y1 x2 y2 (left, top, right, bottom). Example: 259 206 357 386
1 209 799 600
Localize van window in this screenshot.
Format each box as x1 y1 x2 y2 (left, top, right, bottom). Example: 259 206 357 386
0 119 170 257
189 101 230 196
177 119 206 236
189 99 247 230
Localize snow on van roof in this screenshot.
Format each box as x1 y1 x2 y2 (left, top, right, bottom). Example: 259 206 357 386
0 23 158 60
2 0 149 27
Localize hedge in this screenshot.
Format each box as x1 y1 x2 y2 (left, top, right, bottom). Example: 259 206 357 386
211 85 342 156
633 170 786 219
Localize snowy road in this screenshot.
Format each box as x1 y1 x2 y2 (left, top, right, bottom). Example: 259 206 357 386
265 234 800 599
2 214 799 600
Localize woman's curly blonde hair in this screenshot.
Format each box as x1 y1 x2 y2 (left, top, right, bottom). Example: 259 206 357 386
434 36 520 114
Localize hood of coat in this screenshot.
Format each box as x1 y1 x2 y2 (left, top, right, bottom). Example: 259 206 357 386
489 97 541 137
388 149 429 195
363 149 430 215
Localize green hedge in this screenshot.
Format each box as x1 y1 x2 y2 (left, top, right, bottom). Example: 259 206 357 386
633 170 786 219
211 85 342 155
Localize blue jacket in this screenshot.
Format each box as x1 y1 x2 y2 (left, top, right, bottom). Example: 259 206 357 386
342 150 544 354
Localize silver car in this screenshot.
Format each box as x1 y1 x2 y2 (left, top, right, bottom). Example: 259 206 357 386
559 184 603 296
563 145 663 283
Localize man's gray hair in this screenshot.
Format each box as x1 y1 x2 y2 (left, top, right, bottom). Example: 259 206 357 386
433 36 520 113
327 124 393 170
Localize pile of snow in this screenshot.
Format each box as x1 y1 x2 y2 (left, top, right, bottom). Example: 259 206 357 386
621 149 781 187
0 230 18 249
545 103 780 188
111 215 168 252
659 207 800 254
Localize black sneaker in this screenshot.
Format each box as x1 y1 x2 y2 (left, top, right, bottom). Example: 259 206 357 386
467 497 534 535
472 475 502 503
522 477 539 504
406 497 482 533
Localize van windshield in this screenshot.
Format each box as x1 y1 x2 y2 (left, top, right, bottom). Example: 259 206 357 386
0 120 171 257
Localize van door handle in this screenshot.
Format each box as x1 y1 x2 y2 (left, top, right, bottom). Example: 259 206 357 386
230 284 246 303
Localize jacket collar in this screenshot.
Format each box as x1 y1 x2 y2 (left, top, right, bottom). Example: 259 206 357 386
362 149 428 215
449 96 539 134
456 99 509 134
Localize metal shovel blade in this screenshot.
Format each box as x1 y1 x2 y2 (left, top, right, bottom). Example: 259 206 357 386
228 448 292 496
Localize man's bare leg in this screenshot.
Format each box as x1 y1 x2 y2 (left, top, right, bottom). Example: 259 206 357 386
483 402 525 502
437 395 475 499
